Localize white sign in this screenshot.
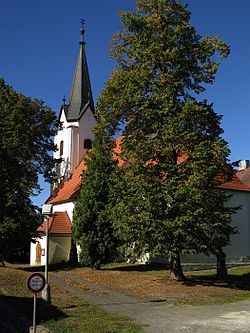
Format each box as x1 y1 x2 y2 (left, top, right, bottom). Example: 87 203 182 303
27 273 45 293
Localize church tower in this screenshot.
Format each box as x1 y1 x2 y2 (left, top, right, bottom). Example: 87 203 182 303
53 27 97 187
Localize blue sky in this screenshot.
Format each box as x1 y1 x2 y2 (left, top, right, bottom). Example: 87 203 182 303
1 0 249 208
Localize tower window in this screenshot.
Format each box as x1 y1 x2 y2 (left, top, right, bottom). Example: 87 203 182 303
84 139 92 150
59 140 64 156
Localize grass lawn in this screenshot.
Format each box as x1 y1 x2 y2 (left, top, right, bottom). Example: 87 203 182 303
44 302 142 333
1 263 250 332
0 266 143 333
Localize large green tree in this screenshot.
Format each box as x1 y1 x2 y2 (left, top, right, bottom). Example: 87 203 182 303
97 0 236 279
72 128 119 269
0 79 57 261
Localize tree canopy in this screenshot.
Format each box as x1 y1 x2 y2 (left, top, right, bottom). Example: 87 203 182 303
72 128 119 269
0 78 57 261
97 0 237 279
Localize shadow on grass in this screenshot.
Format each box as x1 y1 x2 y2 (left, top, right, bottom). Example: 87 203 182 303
15 261 170 273
8 261 81 273
185 273 250 291
103 263 170 272
0 295 66 332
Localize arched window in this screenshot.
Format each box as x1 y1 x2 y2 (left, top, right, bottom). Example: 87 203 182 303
84 138 92 150
59 140 64 156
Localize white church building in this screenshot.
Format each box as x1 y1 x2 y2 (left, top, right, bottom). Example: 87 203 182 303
30 27 96 265
30 28 250 266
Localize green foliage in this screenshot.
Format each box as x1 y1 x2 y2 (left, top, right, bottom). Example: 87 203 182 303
0 78 57 260
97 0 236 277
72 128 119 268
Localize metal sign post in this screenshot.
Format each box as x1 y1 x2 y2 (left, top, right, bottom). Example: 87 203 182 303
42 215 51 303
33 294 37 333
27 272 46 333
41 203 53 304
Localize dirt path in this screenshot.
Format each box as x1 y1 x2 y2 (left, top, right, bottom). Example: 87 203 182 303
50 271 250 333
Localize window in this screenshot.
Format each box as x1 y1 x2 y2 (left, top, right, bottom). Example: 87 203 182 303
59 140 64 156
84 138 92 149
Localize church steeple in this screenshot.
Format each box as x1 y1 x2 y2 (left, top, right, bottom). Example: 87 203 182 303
53 24 97 187
66 25 94 121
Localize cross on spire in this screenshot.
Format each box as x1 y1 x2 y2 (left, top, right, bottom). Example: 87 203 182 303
62 95 66 106
80 18 85 28
80 18 86 43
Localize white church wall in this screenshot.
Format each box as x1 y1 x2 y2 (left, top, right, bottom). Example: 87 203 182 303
30 235 71 266
30 237 46 266
53 106 96 178
54 109 67 160
70 125 80 172
52 202 75 222
48 236 71 264
78 106 97 160
181 189 250 264
54 109 79 177
225 190 250 260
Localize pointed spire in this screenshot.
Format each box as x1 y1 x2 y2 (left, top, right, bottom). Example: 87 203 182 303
66 23 94 121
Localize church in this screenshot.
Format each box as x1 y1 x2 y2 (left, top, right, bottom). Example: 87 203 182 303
30 27 96 265
30 28 250 266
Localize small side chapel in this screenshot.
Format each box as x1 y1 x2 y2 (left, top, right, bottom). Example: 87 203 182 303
30 28 250 267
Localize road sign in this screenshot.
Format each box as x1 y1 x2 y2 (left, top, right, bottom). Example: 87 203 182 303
26 273 46 333
27 272 45 294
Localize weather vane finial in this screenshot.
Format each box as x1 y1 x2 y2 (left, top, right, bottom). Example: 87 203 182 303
80 18 86 43
80 18 85 29
62 95 66 106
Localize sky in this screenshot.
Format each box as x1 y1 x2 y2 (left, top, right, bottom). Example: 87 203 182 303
1 0 250 208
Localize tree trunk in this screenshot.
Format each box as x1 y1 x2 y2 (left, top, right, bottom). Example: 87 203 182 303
216 250 227 280
69 239 78 264
169 252 185 281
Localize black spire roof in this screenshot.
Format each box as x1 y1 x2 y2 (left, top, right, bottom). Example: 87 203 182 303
66 28 94 121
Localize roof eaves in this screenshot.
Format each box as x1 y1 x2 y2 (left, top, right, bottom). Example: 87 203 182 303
47 195 80 205
218 185 250 192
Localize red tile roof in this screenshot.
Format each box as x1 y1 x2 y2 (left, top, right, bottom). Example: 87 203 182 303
47 158 87 204
46 137 250 205
113 136 126 167
218 173 250 192
37 211 71 235
47 137 124 204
